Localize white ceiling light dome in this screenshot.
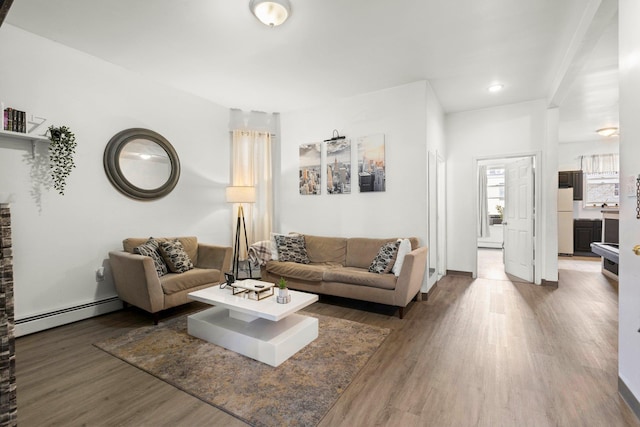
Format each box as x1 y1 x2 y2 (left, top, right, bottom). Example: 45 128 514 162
249 0 291 27
596 127 618 137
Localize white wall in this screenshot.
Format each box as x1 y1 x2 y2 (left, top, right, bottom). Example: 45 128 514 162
445 100 556 282
0 25 231 327
558 138 619 171
618 0 640 410
279 81 433 288
426 82 446 156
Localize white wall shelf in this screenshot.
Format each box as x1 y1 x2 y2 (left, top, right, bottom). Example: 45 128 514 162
0 129 49 158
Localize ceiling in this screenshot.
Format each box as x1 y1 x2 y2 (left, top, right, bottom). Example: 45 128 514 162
4 0 618 142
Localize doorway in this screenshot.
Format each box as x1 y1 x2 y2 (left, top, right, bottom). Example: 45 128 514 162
475 154 539 284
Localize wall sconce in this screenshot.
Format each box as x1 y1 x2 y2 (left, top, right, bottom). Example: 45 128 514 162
249 0 291 27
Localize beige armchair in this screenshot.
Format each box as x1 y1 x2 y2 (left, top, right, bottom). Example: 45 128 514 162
108 236 232 324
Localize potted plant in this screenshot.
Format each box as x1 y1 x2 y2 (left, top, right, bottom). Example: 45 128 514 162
276 277 290 304
48 125 76 195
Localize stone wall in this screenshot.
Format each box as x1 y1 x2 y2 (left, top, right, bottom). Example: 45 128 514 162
0 204 16 426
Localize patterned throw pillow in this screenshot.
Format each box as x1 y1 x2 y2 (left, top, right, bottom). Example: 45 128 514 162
368 241 401 274
159 239 194 273
274 234 310 264
134 238 168 277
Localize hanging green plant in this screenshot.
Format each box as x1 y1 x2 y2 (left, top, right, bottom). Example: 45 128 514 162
48 125 76 195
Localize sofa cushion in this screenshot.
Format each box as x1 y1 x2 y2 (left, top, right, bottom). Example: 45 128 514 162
266 261 341 282
274 234 310 264
303 234 347 264
323 267 397 290
159 239 194 273
346 238 398 268
345 237 420 268
123 237 199 265
368 240 400 274
133 238 168 277
160 267 221 295
391 238 412 277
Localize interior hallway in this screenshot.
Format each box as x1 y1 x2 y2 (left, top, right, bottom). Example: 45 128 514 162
478 248 602 281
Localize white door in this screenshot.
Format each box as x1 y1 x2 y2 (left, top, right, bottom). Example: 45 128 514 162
503 157 534 282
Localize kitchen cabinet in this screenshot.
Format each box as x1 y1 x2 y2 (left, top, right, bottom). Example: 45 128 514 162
574 219 602 253
558 170 583 200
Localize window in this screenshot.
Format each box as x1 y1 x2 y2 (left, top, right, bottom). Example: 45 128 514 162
584 172 619 207
486 167 505 216
580 154 619 207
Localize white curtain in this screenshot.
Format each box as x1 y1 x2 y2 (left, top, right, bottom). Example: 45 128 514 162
477 165 489 238
580 153 619 173
229 109 275 258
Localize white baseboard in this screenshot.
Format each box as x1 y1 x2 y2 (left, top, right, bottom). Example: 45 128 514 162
15 296 123 337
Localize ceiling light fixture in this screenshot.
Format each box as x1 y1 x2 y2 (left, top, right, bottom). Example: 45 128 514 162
249 0 291 27
487 83 504 93
596 127 618 137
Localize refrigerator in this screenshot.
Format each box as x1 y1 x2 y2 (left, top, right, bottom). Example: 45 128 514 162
558 188 574 255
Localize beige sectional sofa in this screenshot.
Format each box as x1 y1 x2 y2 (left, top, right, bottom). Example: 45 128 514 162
261 234 428 318
109 236 231 324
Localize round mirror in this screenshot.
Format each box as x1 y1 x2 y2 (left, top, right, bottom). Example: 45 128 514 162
103 128 180 200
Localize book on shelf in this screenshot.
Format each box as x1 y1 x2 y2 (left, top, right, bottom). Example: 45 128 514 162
2 107 27 133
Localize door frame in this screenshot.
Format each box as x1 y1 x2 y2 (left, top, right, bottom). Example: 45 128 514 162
474 151 542 285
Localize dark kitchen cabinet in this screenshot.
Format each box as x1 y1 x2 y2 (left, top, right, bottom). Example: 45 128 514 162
558 170 583 200
574 219 602 253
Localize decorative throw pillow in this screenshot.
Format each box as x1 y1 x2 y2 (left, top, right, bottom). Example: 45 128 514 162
159 239 194 273
391 238 412 277
270 232 300 261
368 240 401 274
134 238 168 277
274 234 310 264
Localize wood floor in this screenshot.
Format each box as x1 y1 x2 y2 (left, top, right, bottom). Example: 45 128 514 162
15 255 639 426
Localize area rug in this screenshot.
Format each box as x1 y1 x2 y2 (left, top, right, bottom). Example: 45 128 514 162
94 311 390 427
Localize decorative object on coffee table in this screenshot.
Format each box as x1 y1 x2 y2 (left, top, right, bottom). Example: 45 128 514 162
229 278 274 300
276 277 290 304
226 186 256 279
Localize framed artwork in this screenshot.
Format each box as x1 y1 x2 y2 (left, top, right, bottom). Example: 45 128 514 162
326 139 351 194
357 134 385 192
299 142 321 195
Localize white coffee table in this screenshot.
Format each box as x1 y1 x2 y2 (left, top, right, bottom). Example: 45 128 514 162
187 281 319 367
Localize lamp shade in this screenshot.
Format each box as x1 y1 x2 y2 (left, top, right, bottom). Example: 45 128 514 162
249 0 291 27
226 186 256 203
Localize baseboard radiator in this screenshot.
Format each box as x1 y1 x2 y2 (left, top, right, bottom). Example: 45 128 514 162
15 296 123 337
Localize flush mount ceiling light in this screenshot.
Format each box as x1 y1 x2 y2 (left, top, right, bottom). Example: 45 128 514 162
249 0 291 27
596 127 619 137
487 83 504 93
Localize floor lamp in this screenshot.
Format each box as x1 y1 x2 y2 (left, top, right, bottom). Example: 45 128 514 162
226 186 256 280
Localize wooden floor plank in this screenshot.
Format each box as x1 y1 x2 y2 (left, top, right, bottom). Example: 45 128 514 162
14 257 640 426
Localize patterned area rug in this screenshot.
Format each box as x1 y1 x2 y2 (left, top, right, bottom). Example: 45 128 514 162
95 311 390 427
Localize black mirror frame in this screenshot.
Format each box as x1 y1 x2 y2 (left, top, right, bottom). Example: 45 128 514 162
103 128 180 200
